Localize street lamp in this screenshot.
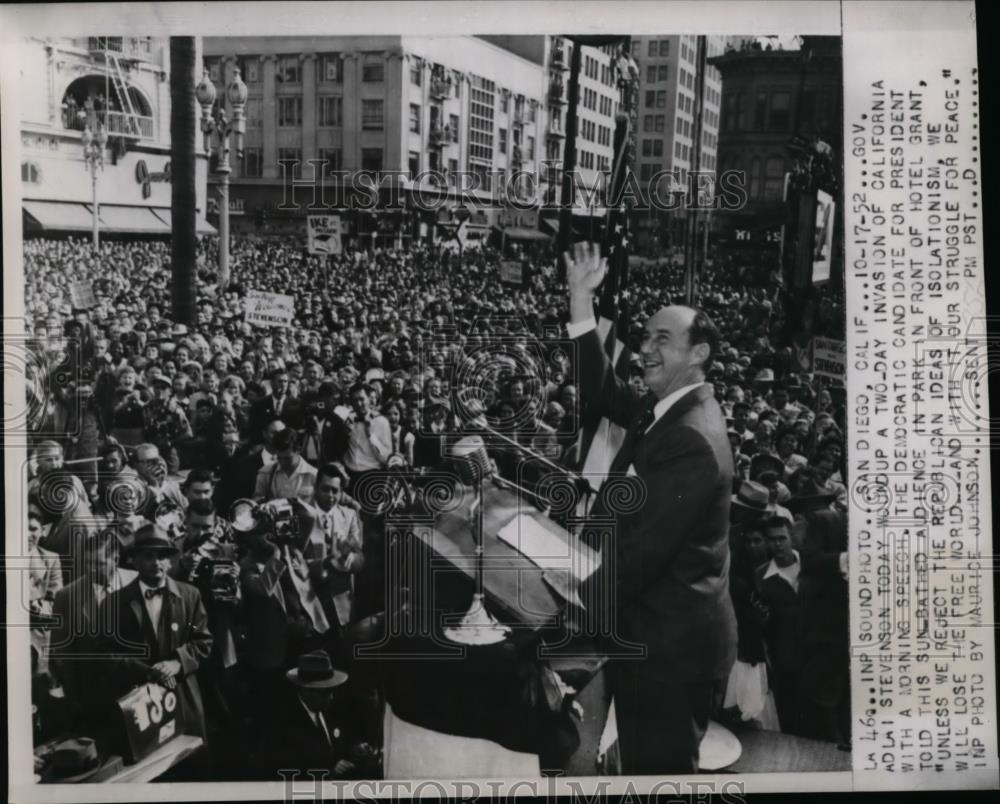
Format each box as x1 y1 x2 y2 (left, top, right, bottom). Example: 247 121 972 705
196 64 247 291
82 122 108 252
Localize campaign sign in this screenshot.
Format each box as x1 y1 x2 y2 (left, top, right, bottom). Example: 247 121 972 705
116 683 178 763
245 290 295 328
813 336 846 379
69 280 97 309
307 214 343 255
500 260 524 285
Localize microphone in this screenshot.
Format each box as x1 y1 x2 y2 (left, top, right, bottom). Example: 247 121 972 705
449 435 492 486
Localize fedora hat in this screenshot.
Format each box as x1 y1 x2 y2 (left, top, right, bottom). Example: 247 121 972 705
785 476 837 513
731 480 770 514
753 368 775 383
46 737 103 783
286 650 348 689
132 523 178 555
750 453 786 481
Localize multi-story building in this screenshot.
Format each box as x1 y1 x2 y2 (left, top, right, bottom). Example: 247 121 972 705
18 36 212 238
203 35 562 245
630 34 725 251
708 36 843 246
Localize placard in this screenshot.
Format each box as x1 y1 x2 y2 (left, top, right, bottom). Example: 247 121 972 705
307 214 342 255
116 683 178 764
69 280 96 310
813 336 845 379
499 260 523 285
244 290 295 328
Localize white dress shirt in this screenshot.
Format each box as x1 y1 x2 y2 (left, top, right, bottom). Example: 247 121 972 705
138 580 167 636
762 549 801 593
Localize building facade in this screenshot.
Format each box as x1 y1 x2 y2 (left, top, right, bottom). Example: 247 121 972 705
629 34 725 252
708 36 843 245
19 36 211 238
202 35 622 243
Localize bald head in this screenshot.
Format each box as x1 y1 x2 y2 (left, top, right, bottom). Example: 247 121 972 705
639 305 719 399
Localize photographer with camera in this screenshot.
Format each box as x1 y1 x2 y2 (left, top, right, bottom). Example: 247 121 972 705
253 429 317 504
327 383 392 487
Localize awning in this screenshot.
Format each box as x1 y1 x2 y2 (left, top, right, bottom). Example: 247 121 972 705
540 214 604 238
23 201 95 231
150 208 218 235
497 226 551 242
97 205 170 234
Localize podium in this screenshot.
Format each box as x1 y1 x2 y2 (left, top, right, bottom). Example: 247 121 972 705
360 482 600 772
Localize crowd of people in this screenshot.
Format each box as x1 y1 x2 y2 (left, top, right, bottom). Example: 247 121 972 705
23 230 850 780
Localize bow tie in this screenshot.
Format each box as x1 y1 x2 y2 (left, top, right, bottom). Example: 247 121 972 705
144 587 166 600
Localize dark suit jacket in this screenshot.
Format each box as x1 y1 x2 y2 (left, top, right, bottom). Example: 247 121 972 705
97 577 213 741
249 394 301 436
260 687 352 778
753 563 801 672
576 328 737 681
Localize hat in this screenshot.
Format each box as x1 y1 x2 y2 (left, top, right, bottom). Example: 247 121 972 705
750 453 786 481
785 476 838 513
150 373 171 388
784 374 802 389
286 650 348 689
365 367 386 384
753 368 775 383
47 737 103 783
132 523 178 555
731 480 770 514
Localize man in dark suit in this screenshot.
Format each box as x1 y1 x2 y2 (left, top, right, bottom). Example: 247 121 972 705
566 241 737 774
97 524 213 743
248 368 300 437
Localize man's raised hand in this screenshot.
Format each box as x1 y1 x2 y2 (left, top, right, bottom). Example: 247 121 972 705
564 241 607 298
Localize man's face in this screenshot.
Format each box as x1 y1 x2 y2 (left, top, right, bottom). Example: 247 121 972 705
240 362 255 381
186 512 216 541
277 447 297 474
172 376 187 395
186 480 214 504
134 549 171 586
351 391 370 419
733 406 749 430
509 381 526 406
36 448 62 474
390 377 404 395
815 457 835 482
154 383 171 402
205 372 220 393
85 541 117 578
765 525 795 564
744 529 768 565
313 474 342 511
386 406 401 427
305 364 320 383
639 306 701 398
102 450 123 475
27 517 43 551
272 373 289 396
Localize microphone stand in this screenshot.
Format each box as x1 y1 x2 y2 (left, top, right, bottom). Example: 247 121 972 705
471 418 596 517
443 470 511 646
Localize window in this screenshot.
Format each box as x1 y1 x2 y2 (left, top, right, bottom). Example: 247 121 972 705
450 114 459 142
681 144 689 160
764 156 785 198
411 62 422 85
681 42 687 62
500 92 509 113
361 148 382 172
656 90 667 108
498 127 507 154
527 135 535 160
317 148 342 173
676 116 683 134
362 99 384 129
675 141 681 158
448 158 458 179
277 55 300 84
409 103 421 133
362 57 384 83
241 148 262 177
647 64 657 82
645 90 655 108
409 150 420 176
658 64 668 81
278 96 302 126
653 140 663 157
684 95 692 114
644 115 653 132
648 40 657 57
655 115 665 132
528 104 536 122
640 163 654 181
642 139 653 157
239 57 259 83
21 161 40 183
749 156 761 198
318 96 342 127
683 119 690 137
769 91 791 130
277 147 302 178
659 40 670 57
468 75 496 165
322 54 342 82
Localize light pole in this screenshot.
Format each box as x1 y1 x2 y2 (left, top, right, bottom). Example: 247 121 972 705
195 64 247 292
82 122 108 252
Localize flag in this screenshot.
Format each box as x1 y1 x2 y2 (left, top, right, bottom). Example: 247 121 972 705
577 111 633 494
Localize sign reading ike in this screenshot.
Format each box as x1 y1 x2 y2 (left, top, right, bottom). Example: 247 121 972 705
307 214 343 255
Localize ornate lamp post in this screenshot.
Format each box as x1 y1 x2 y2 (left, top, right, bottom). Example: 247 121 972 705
81 122 108 252
196 64 247 291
